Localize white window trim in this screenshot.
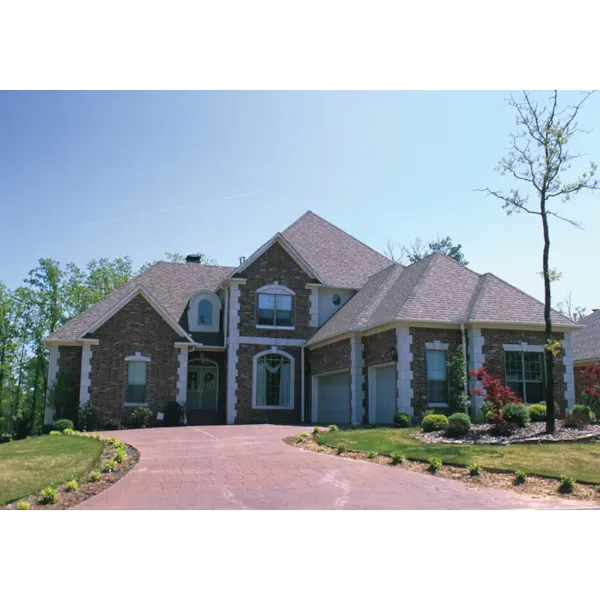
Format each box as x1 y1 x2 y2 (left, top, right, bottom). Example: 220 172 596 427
255 325 295 331
256 283 296 296
188 291 222 333
125 355 150 407
252 348 295 410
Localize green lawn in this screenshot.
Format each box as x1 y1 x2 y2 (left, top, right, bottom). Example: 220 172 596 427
0 435 104 505
318 428 600 484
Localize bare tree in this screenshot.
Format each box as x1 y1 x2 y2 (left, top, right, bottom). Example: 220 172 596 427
555 291 588 323
384 235 468 265
477 91 599 433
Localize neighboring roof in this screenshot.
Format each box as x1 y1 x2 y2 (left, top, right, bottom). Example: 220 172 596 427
307 253 577 346
46 262 233 342
572 310 600 362
282 211 393 289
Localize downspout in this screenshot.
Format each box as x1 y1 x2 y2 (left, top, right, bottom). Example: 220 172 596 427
460 322 468 411
301 345 305 423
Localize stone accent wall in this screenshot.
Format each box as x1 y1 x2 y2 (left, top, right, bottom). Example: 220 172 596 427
185 350 227 426
363 328 397 423
89 294 179 424
410 328 463 417
235 343 302 424
481 329 566 413
238 242 316 339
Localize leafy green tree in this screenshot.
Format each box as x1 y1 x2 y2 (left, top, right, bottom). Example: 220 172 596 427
448 345 470 413
385 235 468 265
477 90 599 433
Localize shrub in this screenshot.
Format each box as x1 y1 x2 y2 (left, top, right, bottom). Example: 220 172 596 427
89 470 101 482
448 345 471 413
104 460 117 473
390 452 405 465
468 463 481 476
515 470 527 485
336 444 346 455
502 403 531 428
470 367 522 425
445 412 471 438
49 430 63 436
40 487 58 504
559 475 575 494
422 414 449 433
65 479 78 492
103 419 121 431
16 501 31 510
564 411 588 430
295 433 309 443
328 424 339 432
53 419 74 432
316 446 325 453
528 403 547 422
427 457 442 473
367 450 378 459
162 399 184 427
78 401 98 431
62 428 79 436
393 413 412 428
580 364 600 418
125 406 154 429
114 448 127 463
313 426 321 435
571 404 594 423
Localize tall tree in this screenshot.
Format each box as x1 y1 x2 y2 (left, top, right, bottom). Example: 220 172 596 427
385 235 468 265
477 91 599 433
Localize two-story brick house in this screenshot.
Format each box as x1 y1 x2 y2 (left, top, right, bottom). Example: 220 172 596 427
44 211 578 427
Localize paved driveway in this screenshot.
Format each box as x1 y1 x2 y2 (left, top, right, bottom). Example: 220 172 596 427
77 425 580 510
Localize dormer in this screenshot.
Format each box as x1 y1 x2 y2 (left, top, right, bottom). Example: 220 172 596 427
187 291 222 333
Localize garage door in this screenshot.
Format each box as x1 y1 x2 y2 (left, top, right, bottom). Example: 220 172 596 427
317 372 350 424
372 365 396 424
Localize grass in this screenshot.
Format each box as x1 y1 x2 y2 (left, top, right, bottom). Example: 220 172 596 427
318 427 600 484
0 435 104 505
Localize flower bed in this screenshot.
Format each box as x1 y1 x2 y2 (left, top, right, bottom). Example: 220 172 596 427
413 421 600 445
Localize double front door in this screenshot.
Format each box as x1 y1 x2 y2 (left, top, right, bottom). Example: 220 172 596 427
187 361 218 411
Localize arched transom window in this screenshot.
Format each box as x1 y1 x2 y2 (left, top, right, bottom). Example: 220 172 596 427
253 351 295 409
187 291 222 333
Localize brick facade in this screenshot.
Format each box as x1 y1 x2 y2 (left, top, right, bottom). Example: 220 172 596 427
481 329 566 413
363 328 397 423
88 295 180 424
235 343 302 424
309 339 351 375
237 242 316 340
410 327 463 417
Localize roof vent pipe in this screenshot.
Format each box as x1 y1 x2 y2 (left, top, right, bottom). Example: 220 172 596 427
239 256 246 265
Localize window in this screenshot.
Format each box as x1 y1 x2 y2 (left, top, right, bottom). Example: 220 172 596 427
426 350 448 404
254 352 294 408
198 299 213 326
126 361 147 405
257 293 293 327
332 294 341 306
505 351 544 403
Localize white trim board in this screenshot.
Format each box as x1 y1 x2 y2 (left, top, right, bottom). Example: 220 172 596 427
503 343 545 353
237 336 306 346
81 285 194 344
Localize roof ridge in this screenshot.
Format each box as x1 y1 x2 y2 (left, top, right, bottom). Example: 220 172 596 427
154 261 235 270
356 264 405 326
284 210 393 266
395 254 438 318
482 271 576 325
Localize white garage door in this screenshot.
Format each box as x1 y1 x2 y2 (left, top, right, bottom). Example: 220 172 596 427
317 372 350 424
372 365 396 424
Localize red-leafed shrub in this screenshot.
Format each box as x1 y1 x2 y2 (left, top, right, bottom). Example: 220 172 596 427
469 367 522 428
581 364 600 419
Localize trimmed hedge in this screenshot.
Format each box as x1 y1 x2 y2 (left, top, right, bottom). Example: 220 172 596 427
445 412 471 438
528 403 546 422
502 403 531 427
422 414 449 433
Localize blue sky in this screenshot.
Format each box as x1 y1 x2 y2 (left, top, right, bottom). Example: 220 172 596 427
1 91 599 310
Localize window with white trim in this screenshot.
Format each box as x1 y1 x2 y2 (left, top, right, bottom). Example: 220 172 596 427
126 361 148 405
197 299 213 326
505 351 544 404
187 291 221 333
254 352 294 408
426 350 448 404
257 293 293 327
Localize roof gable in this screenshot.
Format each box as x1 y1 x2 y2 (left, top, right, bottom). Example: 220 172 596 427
572 310 600 362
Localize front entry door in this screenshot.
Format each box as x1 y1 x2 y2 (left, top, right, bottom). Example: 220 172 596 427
187 365 218 411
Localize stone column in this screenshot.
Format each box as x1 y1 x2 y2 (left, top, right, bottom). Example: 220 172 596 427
467 327 485 421
176 345 189 424
79 343 93 408
563 331 575 410
350 334 364 424
396 327 414 415
44 345 60 424
226 283 241 424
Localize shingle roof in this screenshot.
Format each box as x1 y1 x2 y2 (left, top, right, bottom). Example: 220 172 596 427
282 211 393 289
307 253 577 346
572 310 600 362
46 262 234 341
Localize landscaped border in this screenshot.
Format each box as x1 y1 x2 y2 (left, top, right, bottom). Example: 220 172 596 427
285 431 600 505
2 431 139 510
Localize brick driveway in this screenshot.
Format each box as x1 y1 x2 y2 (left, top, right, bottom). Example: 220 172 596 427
76 425 582 510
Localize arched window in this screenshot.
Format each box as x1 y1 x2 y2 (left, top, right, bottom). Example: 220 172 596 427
253 350 295 409
198 299 213 326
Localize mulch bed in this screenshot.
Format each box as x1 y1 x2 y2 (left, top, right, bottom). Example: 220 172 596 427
284 435 600 505
413 421 600 445
2 439 139 510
